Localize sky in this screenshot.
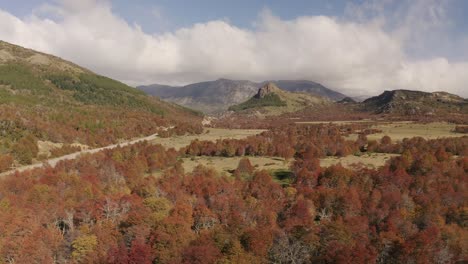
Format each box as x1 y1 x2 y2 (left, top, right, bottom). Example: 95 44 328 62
0 0 467 97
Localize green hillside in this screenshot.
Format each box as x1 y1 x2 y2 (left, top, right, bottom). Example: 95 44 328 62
0 41 202 168
228 93 286 111
0 60 164 114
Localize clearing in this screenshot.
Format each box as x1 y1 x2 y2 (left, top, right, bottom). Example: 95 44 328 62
297 121 463 141
150 128 265 150
181 156 288 175
320 153 399 169
364 122 462 141
180 152 399 175
1 128 265 177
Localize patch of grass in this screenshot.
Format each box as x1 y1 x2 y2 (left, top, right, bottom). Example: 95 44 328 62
0 63 50 94
151 128 265 150
180 155 294 185
320 153 399 169
365 122 461 141
180 156 289 174
0 88 40 105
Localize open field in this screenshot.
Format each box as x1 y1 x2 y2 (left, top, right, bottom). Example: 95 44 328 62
320 153 399 169
297 121 464 141
365 122 462 141
180 152 399 176
150 128 265 150
181 156 288 175
295 119 375 125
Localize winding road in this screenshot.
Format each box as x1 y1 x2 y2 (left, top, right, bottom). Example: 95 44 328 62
0 132 160 178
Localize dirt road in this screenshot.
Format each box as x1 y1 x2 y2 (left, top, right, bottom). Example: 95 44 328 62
0 133 160 178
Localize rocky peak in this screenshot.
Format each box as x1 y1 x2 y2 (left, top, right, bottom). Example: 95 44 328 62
255 82 281 99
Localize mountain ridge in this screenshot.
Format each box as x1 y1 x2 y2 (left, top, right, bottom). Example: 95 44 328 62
138 78 346 113
362 89 468 115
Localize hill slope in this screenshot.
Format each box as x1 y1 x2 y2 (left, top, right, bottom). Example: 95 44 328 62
228 82 330 115
362 89 468 115
138 79 346 113
0 41 201 167
259 80 346 101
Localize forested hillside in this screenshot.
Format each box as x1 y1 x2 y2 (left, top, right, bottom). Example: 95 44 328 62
0 41 202 170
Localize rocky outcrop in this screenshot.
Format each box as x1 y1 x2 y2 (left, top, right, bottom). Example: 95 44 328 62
254 83 281 98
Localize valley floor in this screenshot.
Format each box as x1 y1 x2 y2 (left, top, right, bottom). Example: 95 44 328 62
0 128 265 178
2 121 464 179
297 120 463 140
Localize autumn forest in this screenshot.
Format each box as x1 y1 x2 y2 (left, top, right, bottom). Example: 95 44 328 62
0 37 467 264
0 122 466 263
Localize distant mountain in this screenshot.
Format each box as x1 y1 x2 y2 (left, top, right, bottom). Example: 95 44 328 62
139 79 258 113
228 82 330 116
259 80 346 101
138 79 346 113
362 89 468 115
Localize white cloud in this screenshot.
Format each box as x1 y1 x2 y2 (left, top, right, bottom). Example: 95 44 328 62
0 0 467 97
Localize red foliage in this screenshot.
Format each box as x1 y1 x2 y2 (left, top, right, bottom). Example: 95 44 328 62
0 126 465 263
182 235 221 264
0 154 13 172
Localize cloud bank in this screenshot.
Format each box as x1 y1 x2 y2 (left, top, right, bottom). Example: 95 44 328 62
0 0 467 97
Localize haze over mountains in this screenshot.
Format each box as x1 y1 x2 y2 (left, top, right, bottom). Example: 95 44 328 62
138 79 347 113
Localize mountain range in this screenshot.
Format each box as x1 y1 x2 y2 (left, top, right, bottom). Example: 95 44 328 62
138 79 347 113
2 39 466 133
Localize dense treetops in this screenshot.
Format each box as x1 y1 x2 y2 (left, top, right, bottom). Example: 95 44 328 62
0 123 465 263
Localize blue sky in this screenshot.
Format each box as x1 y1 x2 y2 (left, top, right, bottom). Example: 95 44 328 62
111 0 343 32
2 0 344 31
3 1 467 36
0 0 467 96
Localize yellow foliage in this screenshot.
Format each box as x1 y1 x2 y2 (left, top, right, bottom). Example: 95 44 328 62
285 187 297 198
0 198 10 210
143 196 172 225
72 234 98 262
